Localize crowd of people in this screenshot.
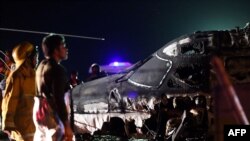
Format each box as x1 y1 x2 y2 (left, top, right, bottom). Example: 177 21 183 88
0 33 115 141
0 34 76 141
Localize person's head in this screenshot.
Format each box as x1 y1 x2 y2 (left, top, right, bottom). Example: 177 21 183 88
12 41 38 69
90 63 100 74
70 70 78 80
42 34 68 61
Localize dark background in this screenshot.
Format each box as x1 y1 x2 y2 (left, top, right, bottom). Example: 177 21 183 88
1 0 250 80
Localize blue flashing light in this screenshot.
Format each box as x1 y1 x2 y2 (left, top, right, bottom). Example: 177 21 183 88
113 62 119 66
109 61 132 67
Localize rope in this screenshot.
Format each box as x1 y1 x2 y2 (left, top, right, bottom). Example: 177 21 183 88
0 27 105 41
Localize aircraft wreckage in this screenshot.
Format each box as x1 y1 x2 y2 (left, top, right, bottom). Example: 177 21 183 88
72 23 250 134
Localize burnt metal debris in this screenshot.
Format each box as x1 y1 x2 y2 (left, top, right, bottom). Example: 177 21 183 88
72 23 250 114
71 23 250 141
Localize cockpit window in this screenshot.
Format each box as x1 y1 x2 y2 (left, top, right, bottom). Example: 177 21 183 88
163 42 178 56
180 42 205 55
128 56 171 88
162 38 191 57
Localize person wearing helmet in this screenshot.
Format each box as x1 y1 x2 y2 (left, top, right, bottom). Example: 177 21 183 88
33 34 73 141
85 63 107 82
1 42 38 141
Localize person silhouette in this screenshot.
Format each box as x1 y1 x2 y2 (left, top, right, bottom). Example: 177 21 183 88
85 63 107 82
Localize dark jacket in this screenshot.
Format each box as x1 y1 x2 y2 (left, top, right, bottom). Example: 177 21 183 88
36 58 70 123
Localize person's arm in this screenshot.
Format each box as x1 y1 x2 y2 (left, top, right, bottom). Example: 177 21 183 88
51 66 73 140
2 74 20 131
51 66 68 123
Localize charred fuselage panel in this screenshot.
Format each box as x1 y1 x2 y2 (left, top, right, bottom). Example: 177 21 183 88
72 23 250 113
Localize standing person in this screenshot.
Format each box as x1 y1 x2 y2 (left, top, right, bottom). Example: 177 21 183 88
33 34 73 141
1 42 38 141
68 70 82 130
1 51 15 132
69 70 82 88
0 50 15 97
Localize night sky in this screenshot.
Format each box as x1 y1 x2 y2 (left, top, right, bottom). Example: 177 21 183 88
1 0 250 80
